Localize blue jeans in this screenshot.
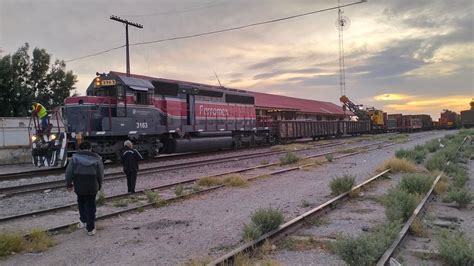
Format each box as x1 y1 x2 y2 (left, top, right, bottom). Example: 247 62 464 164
41 117 49 131
77 194 97 232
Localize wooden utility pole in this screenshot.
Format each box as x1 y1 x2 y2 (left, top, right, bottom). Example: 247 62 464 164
110 15 143 76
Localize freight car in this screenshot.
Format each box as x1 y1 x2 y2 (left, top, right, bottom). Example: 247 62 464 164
439 109 458 129
460 100 474 128
30 71 369 167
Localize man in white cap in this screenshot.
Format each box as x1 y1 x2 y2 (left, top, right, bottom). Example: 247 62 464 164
121 140 143 193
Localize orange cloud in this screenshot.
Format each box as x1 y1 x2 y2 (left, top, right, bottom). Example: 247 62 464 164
373 93 412 101
383 95 471 118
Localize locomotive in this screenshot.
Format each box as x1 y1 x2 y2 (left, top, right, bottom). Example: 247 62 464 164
30 71 372 168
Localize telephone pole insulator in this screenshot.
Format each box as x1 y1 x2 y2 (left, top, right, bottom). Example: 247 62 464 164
110 15 143 76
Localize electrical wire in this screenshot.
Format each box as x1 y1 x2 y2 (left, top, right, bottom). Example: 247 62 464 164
66 0 366 63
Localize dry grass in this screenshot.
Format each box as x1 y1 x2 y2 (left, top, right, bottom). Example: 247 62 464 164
223 175 248 187
434 178 449 195
24 229 55 252
197 176 224 187
0 229 54 258
0 232 23 257
377 158 418 173
409 217 426 237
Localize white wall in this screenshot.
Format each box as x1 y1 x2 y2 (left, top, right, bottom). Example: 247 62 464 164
0 117 32 147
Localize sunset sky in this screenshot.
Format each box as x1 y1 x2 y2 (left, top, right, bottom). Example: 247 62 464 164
1 0 473 119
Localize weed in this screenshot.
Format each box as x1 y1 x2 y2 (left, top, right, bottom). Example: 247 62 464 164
382 188 418 222
192 185 202 192
24 229 54 252
223 175 248 187
332 222 400 266
96 190 106 206
271 143 307 152
424 139 441 153
174 184 184 196
399 174 434 195
377 158 418 173
242 223 261 242
409 216 425 237
425 153 447 172
300 199 311 208
136 207 145 213
197 176 223 187
113 199 129 207
0 232 23 257
329 175 355 195
144 189 159 204
339 148 359 154
279 152 300 165
434 178 449 195
325 154 334 162
447 188 473 208
251 207 284 234
260 159 270 165
437 229 474 266
395 148 427 164
306 217 330 227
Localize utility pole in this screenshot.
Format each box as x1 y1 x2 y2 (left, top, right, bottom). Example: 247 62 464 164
110 15 143 76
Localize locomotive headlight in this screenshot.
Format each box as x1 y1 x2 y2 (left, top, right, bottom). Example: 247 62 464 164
31 135 37 141
50 134 57 140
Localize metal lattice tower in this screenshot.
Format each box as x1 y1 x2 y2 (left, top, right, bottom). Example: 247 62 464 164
336 1 351 96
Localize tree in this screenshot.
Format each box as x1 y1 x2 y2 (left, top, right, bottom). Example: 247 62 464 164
0 43 77 117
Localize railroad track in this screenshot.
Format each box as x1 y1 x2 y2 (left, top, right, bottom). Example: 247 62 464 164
1 138 398 226
0 137 347 181
209 135 468 266
0 140 347 197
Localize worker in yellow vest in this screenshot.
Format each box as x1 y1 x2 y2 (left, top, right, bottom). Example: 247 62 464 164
32 102 49 131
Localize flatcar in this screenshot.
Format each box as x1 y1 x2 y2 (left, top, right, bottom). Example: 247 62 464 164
29 71 370 167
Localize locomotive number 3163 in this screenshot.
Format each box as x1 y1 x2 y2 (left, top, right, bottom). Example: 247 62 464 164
136 122 148 129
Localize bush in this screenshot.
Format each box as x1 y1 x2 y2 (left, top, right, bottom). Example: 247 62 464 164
242 223 261 242
424 139 441 153
399 174 434 195
197 176 223 187
144 189 159 204
0 233 23 257
24 229 54 252
330 175 355 195
447 188 473 208
437 230 474 266
425 153 447 171
251 207 284 235
113 199 129 207
174 184 184 196
325 154 334 162
382 188 418 222
279 152 300 165
96 190 106 206
378 158 417 173
395 148 427 164
223 175 248 187
332 222 400 266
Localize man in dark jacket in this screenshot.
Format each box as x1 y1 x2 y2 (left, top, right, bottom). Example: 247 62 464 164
121 140 143 193
65 141 104 236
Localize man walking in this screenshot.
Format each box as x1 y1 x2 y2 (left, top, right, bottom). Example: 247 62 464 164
65 141 104 236
121 140 143 193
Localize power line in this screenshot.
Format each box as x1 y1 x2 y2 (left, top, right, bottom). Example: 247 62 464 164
119 0 224 17
66 0 366 63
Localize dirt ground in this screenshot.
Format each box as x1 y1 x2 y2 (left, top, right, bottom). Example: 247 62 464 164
0 131 452 265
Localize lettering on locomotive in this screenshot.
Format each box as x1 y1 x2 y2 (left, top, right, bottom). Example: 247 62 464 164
199 105 229 117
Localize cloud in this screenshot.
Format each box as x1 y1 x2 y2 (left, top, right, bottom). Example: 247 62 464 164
373 93 412 101
384 95 471 114
247 56 294 70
